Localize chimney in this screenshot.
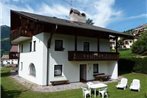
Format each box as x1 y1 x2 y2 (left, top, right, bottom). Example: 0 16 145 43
69 8 86 23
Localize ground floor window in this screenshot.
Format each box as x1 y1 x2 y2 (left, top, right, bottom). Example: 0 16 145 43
93 64 99 73
54 65 62 76
29 63 36 77
20 62 23 71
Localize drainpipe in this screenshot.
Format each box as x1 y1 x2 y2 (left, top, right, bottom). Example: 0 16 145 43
46 24 58 86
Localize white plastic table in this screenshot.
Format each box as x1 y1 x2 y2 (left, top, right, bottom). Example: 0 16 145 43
89 83 107 97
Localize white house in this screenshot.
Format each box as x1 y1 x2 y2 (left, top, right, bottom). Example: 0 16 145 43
10 10 132 86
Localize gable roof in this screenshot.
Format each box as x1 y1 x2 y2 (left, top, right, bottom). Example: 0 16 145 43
11 10 133 38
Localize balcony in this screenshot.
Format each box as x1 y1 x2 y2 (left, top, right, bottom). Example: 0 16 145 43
11 30 31 44
9 52 19 59
68 51 119 61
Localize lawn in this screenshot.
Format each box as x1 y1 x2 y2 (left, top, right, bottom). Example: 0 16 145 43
1 67 147 98
119 49 137 58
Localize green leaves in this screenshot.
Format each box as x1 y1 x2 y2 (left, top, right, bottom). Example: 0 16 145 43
132 31 147 55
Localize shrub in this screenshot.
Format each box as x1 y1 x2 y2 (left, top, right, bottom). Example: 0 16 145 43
118 57 147 74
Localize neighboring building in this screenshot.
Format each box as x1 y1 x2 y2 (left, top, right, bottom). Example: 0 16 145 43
10 10 132 86
110 24 147 50
1 54 10 66
1 45 19 66
9 44 19 66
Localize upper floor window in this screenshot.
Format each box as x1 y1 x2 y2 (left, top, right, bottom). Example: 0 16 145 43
83 42 89 51
30 42 32 52
33 41 36 51
21 44 23 52
54 65 62 76
55 40 64 51
93 64 99 73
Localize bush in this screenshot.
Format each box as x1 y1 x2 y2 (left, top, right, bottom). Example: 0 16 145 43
118 57 147 74
132 31 147 55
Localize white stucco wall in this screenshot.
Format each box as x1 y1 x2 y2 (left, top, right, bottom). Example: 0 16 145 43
18 33 49 85
48 34 117 84
18 33 118 85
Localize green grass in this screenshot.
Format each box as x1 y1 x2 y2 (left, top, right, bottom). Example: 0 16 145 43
119 49 137 58
1 67 147 98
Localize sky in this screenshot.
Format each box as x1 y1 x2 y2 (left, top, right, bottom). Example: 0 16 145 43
0 0 147 32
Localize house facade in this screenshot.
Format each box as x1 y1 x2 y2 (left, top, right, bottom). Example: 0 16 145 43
10 10 132 85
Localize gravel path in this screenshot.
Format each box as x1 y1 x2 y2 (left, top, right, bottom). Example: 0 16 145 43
10 72 120 92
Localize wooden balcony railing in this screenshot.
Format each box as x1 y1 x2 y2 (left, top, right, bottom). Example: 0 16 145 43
68 51 119 61
10 30 31 41
9 52 19 59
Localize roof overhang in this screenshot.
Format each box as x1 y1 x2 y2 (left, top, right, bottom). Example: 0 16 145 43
11 10 134 39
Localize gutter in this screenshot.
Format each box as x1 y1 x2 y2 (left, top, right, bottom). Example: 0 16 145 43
46 24 58 86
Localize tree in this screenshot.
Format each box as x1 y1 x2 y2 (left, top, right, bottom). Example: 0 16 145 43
132 31 147 55
86 18 94 25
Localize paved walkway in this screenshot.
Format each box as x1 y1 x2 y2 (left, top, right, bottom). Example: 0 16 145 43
10 72 121 92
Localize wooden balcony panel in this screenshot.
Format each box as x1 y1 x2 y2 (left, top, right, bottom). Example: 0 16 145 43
68 51 119 61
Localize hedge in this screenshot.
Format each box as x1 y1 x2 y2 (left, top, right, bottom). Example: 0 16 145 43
118 57 147 74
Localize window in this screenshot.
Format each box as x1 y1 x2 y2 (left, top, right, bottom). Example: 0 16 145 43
93 64 99 73
55 40 64 51
83 42 89 51
54 65 62 76
30 42 32 52
29 63 36 77
125 41 129 45
33 41 36 51
20 62 23 71
21 44 23 52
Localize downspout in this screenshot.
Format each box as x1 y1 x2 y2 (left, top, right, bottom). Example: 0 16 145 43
46 24 58 86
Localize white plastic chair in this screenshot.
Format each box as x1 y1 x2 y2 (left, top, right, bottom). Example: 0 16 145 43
116 78 128 90
81 87 91 98
130 79 140 91
87 82 93 89
99 88 108 98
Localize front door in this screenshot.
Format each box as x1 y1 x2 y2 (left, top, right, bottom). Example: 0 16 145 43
80 64 87 82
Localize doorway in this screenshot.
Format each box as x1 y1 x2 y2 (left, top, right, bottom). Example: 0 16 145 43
80 64 87 82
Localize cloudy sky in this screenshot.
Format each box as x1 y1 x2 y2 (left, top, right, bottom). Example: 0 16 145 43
0 0 147 31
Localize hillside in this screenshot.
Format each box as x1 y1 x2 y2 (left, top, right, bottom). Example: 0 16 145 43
0 25 11 57
123 24 147 34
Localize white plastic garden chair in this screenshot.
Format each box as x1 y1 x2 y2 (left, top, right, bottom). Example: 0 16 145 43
130 79 140 91
87 82 93 89
116 78 128 90
99 88 108 98
81 87 91 98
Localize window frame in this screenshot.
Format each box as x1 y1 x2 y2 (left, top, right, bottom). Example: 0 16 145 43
93 64 99 74
21 44 23 52
29 63 36 77
33 41 36 51
20 62 23 71
54 65 62 77
55 40 64 51
83 42 90 51
30 42 32 52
